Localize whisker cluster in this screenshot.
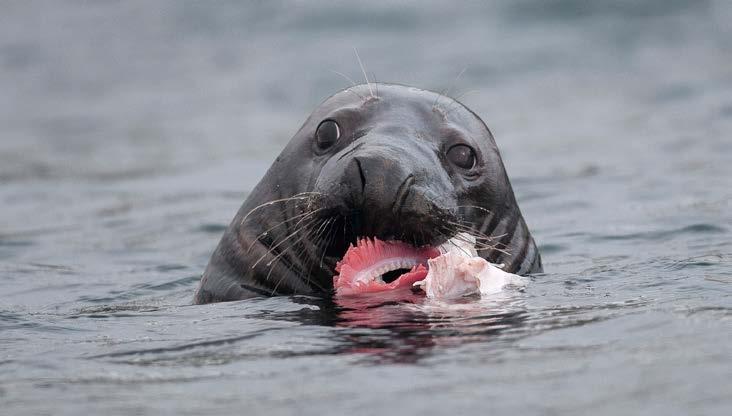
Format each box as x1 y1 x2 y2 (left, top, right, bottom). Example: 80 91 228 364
436 205 512 257
237 191 511 296
236 192 338 294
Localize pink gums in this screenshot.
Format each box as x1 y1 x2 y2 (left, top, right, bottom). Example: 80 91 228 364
334 237 440 296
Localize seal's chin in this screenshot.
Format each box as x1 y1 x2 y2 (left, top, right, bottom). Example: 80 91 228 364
331 237 441 296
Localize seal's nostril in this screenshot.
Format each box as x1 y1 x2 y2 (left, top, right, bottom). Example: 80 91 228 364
355 157 367 194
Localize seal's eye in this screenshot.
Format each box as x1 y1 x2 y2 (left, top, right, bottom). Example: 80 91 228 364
315 119 341 149
447 144 476 170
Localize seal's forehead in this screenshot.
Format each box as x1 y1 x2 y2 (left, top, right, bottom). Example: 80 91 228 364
325 83 438 107
317 83 489 134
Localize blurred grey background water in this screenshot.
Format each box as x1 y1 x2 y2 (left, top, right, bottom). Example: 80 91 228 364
1 1 731 415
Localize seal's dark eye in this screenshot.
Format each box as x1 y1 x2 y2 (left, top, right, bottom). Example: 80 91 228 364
447 144 476 170
315 120 340 149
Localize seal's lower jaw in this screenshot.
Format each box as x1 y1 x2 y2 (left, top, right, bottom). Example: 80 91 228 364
332 237 441 296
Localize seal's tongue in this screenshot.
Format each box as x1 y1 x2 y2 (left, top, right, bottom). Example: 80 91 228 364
334 237 440 296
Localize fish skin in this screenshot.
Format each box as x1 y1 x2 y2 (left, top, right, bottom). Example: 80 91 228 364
414 233 524 299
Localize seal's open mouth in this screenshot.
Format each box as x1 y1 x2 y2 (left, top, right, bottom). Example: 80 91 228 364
333 237 441 295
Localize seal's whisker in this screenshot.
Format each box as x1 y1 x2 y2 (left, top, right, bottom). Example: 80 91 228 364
329 69 358 87
444 237 477 257
301 217 333 288
329 69 366 100
444 90 479 115
239 192 324 225
432 89 447 111
318 218 337 270
437 226 501 255
444 219 504 242
267 233 311 292
446 67 467 97
264 216 323 285
455 232 511 255
453 88 478 102
269 216 331 294
456 205 494 215
310 217 332 247
252 208 325 246
371 71 379 99
441 67 468 112
264 240 302 282
443 219 484 237
252 215 323 270
433 67 467 112
438 223 511 256
474 243 511 255
353 47 374 98
342 214 348 243
245 208 324 255
292 216 335 292
264 213 323 261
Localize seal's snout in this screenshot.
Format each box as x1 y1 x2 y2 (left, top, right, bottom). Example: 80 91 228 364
321 141 453 247
349 152 413 211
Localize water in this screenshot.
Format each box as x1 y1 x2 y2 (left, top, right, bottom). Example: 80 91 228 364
1 1 731 414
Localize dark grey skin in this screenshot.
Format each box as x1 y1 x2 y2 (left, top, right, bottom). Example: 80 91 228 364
195 83 541 304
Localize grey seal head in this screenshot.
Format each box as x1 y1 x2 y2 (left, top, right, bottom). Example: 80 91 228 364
195 83 542 304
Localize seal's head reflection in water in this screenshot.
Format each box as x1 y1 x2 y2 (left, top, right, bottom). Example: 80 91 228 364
256 294 529 365
195 83 542 304
337 298 529 364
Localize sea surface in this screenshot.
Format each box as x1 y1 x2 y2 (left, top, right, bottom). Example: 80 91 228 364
1 1 731 415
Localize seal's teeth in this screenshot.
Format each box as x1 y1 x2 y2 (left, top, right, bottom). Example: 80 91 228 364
372 267 385 282
374 269 385 282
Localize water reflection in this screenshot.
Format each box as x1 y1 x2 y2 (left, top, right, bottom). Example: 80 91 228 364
284 290 529 364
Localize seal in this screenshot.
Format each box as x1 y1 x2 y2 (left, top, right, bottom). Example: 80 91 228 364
195 83 542 304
